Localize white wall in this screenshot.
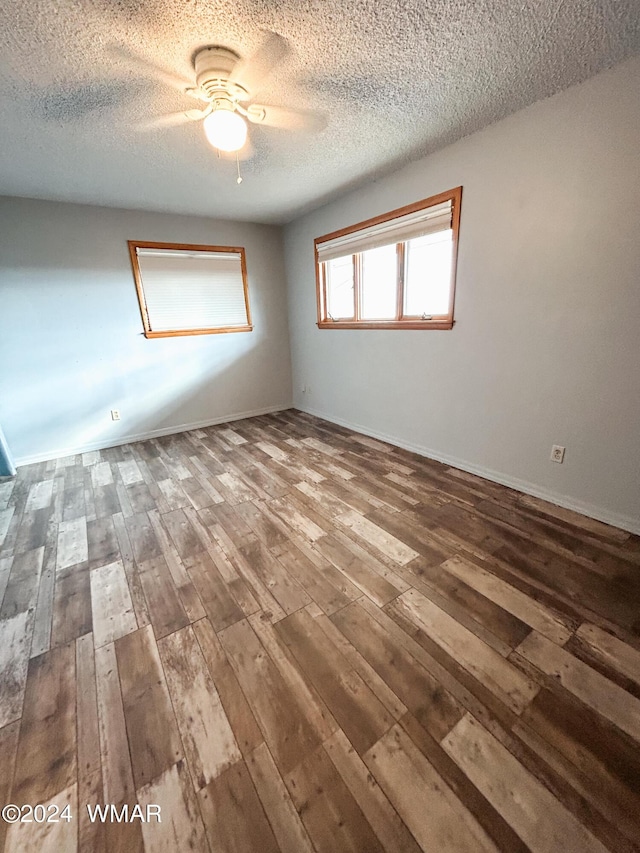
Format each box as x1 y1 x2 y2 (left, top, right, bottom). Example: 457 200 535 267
0 198 292 464
284 56 640 533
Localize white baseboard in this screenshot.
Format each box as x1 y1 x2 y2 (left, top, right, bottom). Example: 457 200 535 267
296 405 640 536
14 404 290 467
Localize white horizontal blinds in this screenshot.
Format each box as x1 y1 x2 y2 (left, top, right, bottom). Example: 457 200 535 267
136 249 249 332
316 199 452 263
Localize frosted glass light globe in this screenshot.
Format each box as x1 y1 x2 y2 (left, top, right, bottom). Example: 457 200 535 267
203 110 247 152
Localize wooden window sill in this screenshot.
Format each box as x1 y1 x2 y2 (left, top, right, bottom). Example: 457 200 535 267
317 320 454 330
143 325 253 339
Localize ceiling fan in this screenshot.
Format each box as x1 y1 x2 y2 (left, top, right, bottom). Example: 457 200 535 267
130 34 322 161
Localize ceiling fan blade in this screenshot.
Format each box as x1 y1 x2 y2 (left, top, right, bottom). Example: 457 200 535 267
246 103 326 132
136 108 208 131
109 44 206 102
229 32 290 97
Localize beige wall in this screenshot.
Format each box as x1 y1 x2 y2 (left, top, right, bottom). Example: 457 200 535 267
284 56 640 533
0 198 293 463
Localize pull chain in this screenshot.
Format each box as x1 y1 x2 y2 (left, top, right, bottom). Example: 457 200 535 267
236 152 243 185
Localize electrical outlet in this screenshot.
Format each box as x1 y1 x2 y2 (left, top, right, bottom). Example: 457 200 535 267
550 445 565 463
111 410 121 421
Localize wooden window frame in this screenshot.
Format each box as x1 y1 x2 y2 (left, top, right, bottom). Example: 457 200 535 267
315 186 462 330
128 240 253 339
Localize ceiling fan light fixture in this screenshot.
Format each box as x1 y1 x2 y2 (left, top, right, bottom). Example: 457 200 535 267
203 108 247 152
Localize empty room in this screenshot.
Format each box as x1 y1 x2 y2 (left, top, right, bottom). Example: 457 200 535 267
1 1 639 851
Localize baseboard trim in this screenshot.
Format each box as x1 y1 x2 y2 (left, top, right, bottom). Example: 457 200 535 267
296 405 640 536
14 404 291 468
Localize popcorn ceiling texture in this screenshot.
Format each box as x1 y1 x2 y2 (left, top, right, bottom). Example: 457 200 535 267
0 0 638 223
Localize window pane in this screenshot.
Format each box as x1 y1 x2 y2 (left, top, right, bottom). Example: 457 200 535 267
326 255 354 319
404 230 453 317
360 244 397 320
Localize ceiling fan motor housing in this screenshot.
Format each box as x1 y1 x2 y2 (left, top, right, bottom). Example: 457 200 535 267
194 47 248 102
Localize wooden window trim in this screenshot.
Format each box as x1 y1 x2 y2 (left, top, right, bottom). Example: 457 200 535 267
128 240 253 339
315 186 462 330
354 253 362 321
396 241 405 322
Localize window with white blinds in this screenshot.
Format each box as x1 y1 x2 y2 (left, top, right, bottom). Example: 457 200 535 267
128 242 252 338
315 187 462 330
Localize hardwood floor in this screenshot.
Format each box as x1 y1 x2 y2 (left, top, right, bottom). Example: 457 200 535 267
0 409 639 852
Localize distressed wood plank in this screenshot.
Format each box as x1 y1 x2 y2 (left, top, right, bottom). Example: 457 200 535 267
116 625 183 789
275 607 394 755
138 555 189 639
441 554 572 645
52 563 92 646
246 741 315 853
276 542 356 615
442 713 609 853
95 642 135 804
193 616 264 758
285 744 385 853
0 506 16 547
91 462 113 488
324 728 422 853
238 537 311 615
24 479 54 512
56 517 88 570
312 608 408 721
117 459 144 486
364 723 498 853
158 625 241 790
137 759 209 853
90 560 137 648
218 618 323 775
0 610 33 727
111 512 150 629
313 534 402 607
332 600 465 740
573 622 640 686
87 516 120 569
515 686 640 847
249 612 339 743
184 550 243 629
1 546 44 619
516 630 640 742
199 759 279 853
0 721 20 851
336 509 420 565
76 631 102 852
4 784 78 853
12 643 77 805
395 588 539 714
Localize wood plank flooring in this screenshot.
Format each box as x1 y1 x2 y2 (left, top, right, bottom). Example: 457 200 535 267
1 409 639 852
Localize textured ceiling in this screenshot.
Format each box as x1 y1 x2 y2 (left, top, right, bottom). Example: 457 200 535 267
0 0 638 224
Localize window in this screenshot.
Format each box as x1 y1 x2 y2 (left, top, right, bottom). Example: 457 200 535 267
128 241 252 338
315 186 461 329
